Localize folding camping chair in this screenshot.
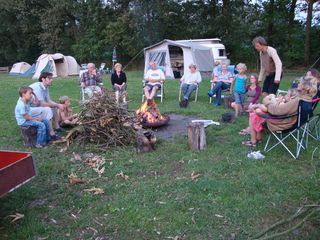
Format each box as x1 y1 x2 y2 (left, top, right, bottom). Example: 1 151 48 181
98 63 106 75
305 97 320 141
141 81 164 103
261 100 313 159
178 83 199 102
141 66 166 103
79 70 104 102
209 65 235 103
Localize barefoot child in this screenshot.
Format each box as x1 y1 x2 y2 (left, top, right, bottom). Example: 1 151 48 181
15 87 50 148
58 96 78 126
231 63 248 116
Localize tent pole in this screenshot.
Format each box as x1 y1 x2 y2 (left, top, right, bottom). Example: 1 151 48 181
123 49 144 71
308 56 320 70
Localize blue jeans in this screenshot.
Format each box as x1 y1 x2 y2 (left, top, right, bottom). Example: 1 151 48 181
181 83 197 100
209 81 231 105
21 119 50 145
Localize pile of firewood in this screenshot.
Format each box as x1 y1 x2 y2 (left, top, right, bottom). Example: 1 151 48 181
65 90 140 148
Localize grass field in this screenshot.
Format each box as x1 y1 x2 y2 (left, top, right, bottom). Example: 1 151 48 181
0 71 319 239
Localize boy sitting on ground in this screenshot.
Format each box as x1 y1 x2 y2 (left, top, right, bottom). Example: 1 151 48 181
58 96 79 127
15 87 51 148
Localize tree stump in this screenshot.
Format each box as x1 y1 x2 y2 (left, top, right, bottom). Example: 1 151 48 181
20 126 37 147
136 129 156 153
187 122 207 150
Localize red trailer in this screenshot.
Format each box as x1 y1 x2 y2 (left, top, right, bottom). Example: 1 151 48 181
0 150 36 197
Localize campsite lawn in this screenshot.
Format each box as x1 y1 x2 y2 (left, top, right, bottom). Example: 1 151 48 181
0 71 319 239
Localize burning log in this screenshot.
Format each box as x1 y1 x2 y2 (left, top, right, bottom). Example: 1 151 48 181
136 129 156 153
66 90 140 149
187 122 207 150
136 100 170 128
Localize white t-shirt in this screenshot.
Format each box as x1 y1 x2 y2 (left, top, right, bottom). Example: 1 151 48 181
144 69 165 86
181 71 202 85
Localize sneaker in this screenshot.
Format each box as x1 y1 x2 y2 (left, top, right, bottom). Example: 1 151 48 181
213 103 221 107
50 134 61 141
35 144 43 149
184 99 189 107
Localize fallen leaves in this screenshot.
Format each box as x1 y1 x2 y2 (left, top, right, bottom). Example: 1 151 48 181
9 213 24 223
68 172 86 184
83 187 104 195
191 171 201 181
116 171 129 180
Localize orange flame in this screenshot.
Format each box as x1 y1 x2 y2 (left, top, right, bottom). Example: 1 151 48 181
136 100 167 124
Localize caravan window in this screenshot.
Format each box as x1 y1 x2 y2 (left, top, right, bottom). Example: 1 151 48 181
219 49 225 57
148 51 166 67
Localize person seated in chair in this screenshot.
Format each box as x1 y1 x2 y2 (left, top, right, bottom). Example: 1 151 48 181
80 63 103 98
242 76 317 147
143 61 165 102
179 64 202 108
111 63 127 104
208 63 234 106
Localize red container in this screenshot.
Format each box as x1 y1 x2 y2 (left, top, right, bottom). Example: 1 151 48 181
0 151 36 197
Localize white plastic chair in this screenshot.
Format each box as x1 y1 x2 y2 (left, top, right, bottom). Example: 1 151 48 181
141 81 164 103
178 84 199 102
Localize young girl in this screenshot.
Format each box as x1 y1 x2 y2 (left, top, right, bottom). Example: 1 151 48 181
232 63 247 116
233 74 261 116
58 96 78 126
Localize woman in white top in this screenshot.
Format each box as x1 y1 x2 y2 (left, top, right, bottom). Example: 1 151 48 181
179 64 202 108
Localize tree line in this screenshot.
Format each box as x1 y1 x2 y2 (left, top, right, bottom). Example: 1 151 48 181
0 0 319 68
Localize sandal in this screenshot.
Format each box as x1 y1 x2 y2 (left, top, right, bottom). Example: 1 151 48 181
239 129 250 135
257 139 263 144
242 140 257 147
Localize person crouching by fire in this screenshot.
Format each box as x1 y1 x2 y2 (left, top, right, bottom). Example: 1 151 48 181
143 61 165 103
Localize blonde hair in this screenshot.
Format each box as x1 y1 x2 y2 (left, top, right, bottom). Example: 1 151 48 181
299 76 318 97
189 64 197 69
237 63 247 71
114 63 122 70
59 96 70 104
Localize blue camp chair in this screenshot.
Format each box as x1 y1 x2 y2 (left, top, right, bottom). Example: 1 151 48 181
209 65 236 103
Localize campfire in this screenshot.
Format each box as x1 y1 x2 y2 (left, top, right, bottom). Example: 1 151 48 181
136 100 170 128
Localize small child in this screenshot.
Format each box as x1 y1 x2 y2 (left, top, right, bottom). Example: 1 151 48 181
15 86 50 148
58 96 78 126
232 63 247 116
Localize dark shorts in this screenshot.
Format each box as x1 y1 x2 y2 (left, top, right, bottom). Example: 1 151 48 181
145 83 161 90
262 73 281 94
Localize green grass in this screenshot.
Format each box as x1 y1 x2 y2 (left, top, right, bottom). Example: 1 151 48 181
0 71 320 239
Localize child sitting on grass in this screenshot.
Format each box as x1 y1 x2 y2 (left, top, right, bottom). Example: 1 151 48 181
231 63 247 116
15 86 50 148
58 96 78 127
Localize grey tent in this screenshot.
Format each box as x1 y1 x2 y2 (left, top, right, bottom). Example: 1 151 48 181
144 39 215 79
